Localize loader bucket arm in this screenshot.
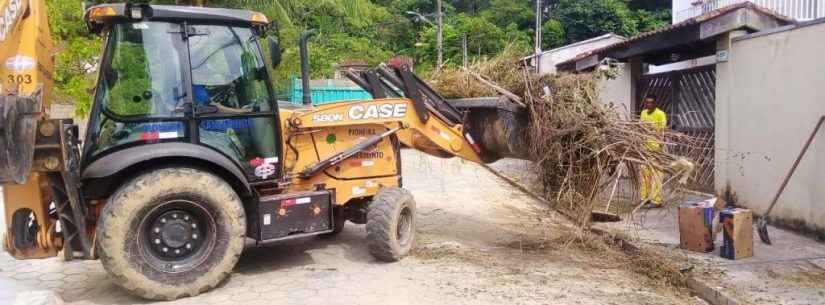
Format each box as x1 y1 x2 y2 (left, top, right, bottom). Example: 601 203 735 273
287 97 487 164
345 65 530 163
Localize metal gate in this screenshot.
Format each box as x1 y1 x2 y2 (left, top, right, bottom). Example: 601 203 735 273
638 65 716 192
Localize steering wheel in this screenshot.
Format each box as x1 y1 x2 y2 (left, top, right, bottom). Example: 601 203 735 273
209 85 237 107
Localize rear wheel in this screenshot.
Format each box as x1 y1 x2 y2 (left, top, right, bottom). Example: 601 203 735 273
366 187 416 261
97 168 245 300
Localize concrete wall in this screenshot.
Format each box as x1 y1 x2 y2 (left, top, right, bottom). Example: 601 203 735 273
598 63 634 119
673 0 695 23
715 21 825 232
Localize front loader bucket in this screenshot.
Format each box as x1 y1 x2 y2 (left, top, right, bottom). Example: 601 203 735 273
448 97 531 163
346 65 530 163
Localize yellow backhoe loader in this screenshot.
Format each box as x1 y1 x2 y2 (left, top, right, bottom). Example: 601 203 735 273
0 1 528 300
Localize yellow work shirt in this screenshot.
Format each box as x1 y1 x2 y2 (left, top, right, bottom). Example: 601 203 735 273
641 108 667 150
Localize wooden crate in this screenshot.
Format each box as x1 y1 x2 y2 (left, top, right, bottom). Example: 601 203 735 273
678 198 717 252
719 208 753 260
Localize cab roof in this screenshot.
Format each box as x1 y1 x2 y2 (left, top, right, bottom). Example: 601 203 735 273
85 3 268 33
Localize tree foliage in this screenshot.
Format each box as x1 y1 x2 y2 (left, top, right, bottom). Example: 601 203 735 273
48 0 670 115
552 0 638 43
47 0 102 115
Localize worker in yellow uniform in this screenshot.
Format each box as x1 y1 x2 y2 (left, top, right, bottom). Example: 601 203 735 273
639 95 667 208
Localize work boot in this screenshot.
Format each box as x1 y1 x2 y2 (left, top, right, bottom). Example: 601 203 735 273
643 201 663 209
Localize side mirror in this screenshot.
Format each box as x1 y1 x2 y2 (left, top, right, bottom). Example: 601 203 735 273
268 37 281 68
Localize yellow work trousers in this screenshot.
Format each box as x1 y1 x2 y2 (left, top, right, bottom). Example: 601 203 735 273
640 165 663 205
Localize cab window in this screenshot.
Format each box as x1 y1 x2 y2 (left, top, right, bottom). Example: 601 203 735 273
87 22 188 156
188 25 280 181
188 25 271 113
100 22 187 118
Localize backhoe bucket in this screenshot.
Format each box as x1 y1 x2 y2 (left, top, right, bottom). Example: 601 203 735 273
448 97 531 163
0 96 39 185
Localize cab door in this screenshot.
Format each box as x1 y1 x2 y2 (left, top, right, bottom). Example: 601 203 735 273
187 24 282 182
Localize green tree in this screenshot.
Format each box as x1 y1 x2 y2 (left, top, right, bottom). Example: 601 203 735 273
632 8 669 32
414 13 529 69
480 0 534 30
48 0 673 114
48 0 102 115
552 0 638 43
541 18 565 49
626 0 670 11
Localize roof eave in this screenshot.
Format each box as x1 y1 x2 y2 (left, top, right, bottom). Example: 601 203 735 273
556 2 794 71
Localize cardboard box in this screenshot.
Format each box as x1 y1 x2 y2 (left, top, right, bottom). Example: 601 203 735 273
719 208 753 260
678 198 717 252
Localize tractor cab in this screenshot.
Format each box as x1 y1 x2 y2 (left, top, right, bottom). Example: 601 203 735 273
0 2 530 301
82 3 284 198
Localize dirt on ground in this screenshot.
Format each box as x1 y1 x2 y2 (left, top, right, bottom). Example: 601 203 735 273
0 150 704 305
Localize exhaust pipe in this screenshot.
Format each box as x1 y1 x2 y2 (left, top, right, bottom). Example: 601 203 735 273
299 29 317 106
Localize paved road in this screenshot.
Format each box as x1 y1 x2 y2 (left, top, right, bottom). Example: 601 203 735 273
0 151 700 305
489 158 825 305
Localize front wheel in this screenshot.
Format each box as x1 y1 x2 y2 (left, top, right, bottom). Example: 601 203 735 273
366 187 416 261
97 168 246 300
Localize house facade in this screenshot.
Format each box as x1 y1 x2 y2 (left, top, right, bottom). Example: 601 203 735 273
523 34 626 75
656 0 824 73
557 2 825 234
674 0 825 23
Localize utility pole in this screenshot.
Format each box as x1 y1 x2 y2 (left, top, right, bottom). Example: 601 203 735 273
534 0 542 74
436 0 443 72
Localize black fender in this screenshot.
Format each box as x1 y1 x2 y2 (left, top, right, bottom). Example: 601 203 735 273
81 142 251 200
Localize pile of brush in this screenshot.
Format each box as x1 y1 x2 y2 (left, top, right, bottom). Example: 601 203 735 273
428 45 528 99
430 51 703 227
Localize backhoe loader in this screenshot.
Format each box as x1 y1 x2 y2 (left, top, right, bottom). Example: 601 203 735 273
0 2 527 300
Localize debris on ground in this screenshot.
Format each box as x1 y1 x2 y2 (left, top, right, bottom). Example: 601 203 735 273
430 49 706 228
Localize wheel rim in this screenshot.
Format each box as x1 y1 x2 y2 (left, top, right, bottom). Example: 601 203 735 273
396 206 413 247
138 199 216 273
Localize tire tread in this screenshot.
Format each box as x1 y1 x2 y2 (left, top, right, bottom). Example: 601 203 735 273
97 167 245 300
366 187 415 262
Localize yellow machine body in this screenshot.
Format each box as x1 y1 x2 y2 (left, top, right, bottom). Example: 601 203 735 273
0 2 523 263
281 98 483 204
1 0 61 259
0 0 54 102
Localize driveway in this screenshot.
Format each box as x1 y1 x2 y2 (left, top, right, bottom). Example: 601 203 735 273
0 150 700 305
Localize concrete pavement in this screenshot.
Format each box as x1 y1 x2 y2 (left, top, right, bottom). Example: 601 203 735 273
609 207 825 305
488 158 825 305
0 151 703 305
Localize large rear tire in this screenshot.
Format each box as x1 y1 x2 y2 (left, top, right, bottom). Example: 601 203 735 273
97 168 246 300
366 187 416 262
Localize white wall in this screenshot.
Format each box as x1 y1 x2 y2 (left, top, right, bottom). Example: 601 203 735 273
535 35 626 75
716 21 825 232
675 0 825 23
598 64 634 120
673 0 695 23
